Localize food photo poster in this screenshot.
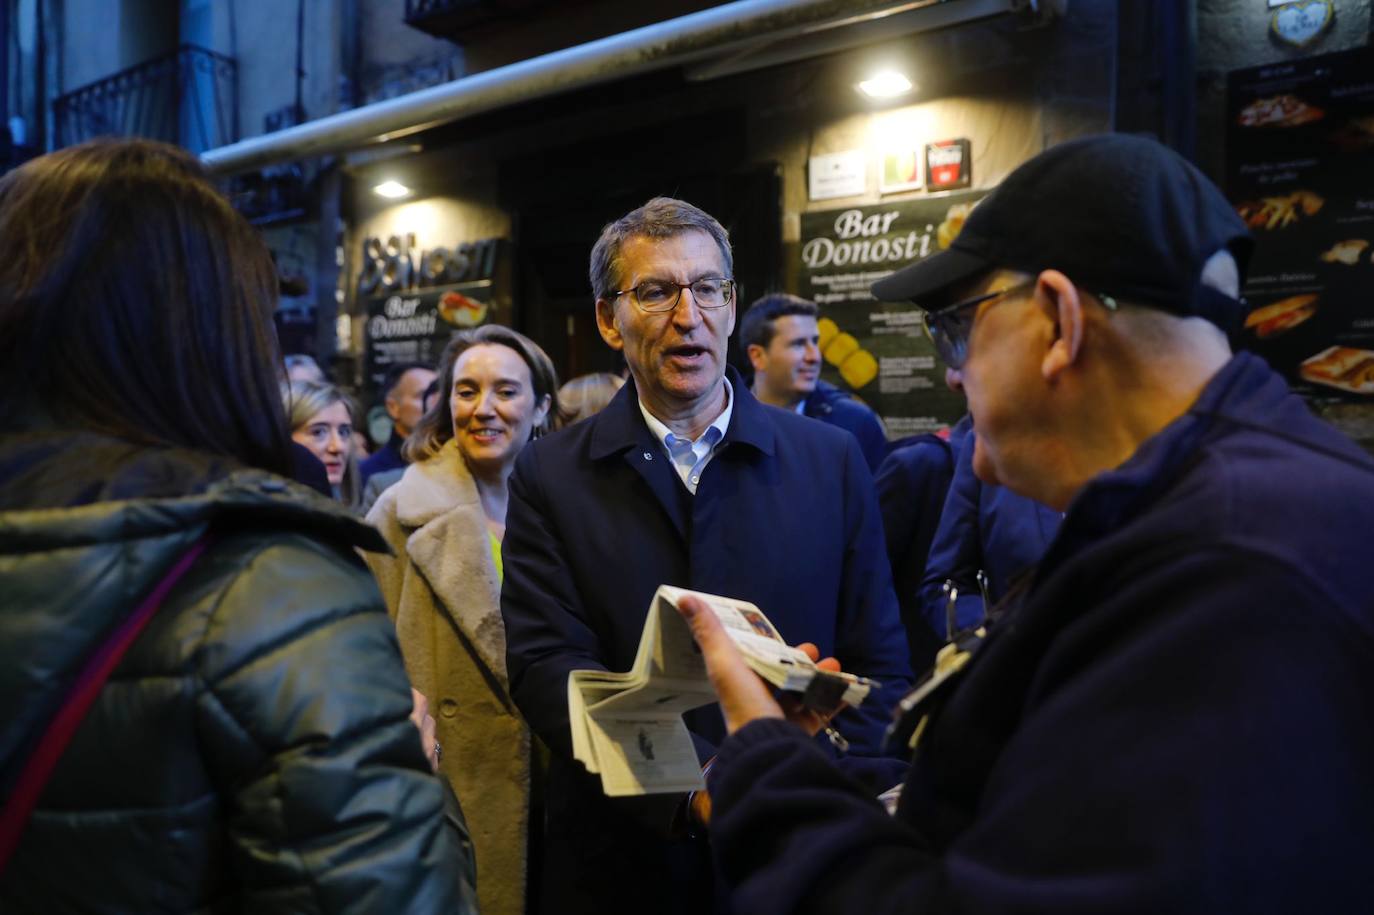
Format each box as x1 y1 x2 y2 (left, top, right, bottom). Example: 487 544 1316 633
1227 45 1374 401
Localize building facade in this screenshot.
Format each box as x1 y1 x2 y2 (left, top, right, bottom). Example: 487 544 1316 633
4 0 1371 443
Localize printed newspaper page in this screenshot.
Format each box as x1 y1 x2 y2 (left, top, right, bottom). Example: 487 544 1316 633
568 585 877 797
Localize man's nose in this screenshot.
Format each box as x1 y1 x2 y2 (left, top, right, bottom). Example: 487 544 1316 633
670 288 704 329
944 366 965 394
803 342 821 363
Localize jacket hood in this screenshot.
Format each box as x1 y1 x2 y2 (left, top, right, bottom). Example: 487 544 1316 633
0 430 386 782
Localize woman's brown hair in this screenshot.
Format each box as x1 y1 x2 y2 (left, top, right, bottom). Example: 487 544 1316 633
0 138 292 475
405 325 560 463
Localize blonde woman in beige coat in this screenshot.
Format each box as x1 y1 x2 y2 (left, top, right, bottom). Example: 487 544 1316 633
365 326 558 915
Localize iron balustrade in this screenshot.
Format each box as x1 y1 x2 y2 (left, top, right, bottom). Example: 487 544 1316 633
52 45 238 153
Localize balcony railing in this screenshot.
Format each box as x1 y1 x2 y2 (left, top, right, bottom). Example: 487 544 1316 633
52 45 238 153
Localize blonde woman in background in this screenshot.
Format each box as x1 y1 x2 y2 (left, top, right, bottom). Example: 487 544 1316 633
285 379 361 506
556 371 624 429
364 325 559 915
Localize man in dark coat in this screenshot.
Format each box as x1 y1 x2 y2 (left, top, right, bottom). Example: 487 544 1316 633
501 197 911 914
740 292 889 471
916 418 1062 635
801 380 888 471
874 416 968 673
674 135 1374 914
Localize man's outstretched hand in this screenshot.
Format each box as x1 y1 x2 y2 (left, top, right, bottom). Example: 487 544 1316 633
676 595 843 737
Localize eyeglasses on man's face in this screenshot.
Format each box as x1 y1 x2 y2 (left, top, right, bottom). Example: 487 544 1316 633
613 277 737 314
920 281 1036 369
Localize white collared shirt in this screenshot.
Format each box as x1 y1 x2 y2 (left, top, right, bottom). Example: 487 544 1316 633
638 378 733 495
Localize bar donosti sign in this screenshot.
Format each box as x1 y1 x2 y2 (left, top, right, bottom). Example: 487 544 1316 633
359 232 506 393
800 208 936 274
797 191 987 437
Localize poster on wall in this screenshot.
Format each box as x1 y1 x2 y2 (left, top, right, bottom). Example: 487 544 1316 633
925 139 972 191
880 148 923 194
808 150 867 201
363 282 495 394
1226 45 1374 402
358 233 510 396
797 190 988 437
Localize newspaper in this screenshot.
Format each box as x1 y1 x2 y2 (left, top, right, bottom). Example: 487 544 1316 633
568 585 876 797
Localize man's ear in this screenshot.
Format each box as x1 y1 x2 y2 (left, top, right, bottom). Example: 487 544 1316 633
1036 269 1084 382
384 394 402 422
595 298 623 351
745 342 767 373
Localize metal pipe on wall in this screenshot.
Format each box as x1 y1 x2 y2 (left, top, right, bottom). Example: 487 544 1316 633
201 0 968 175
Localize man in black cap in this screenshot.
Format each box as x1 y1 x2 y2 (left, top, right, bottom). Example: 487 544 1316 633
671 134 1374 913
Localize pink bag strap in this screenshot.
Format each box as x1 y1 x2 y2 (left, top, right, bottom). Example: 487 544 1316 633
0 535 213 875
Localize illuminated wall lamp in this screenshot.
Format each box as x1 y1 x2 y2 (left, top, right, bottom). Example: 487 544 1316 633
858 70 915 100
373 180 412 199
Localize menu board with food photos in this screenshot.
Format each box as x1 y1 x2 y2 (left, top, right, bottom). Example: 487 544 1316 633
1226 45 1374 400
797 191 987 437
363 281 495 394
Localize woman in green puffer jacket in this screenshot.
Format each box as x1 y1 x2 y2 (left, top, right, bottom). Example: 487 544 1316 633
0 139 477 914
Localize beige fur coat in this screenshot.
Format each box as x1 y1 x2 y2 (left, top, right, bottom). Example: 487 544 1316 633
365 440 529 915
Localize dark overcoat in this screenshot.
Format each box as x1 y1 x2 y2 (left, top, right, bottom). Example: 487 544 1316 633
501 367 912 913
708 353 1374 915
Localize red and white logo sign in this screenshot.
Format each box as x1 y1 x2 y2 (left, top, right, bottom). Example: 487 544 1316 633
925 139 971 190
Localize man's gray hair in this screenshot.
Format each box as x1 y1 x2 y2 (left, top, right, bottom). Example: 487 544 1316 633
588 197 733 301
1112 249 1241 352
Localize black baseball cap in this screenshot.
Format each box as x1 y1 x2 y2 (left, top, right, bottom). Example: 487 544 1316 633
871 134 1252 331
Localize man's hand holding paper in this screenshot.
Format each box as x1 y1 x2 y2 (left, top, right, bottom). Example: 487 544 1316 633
676 595 845 738
566 586 873 798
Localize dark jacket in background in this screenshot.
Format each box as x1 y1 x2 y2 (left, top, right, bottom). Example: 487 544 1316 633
360 429 407 486
707 353 1374 914
875 416 971 672
803 380 889 472
501 369 912 913
918 424 1061 635
0 432 476 914
290 439 333 496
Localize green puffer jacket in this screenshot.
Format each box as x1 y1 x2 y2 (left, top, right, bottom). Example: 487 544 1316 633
0 431 478 914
